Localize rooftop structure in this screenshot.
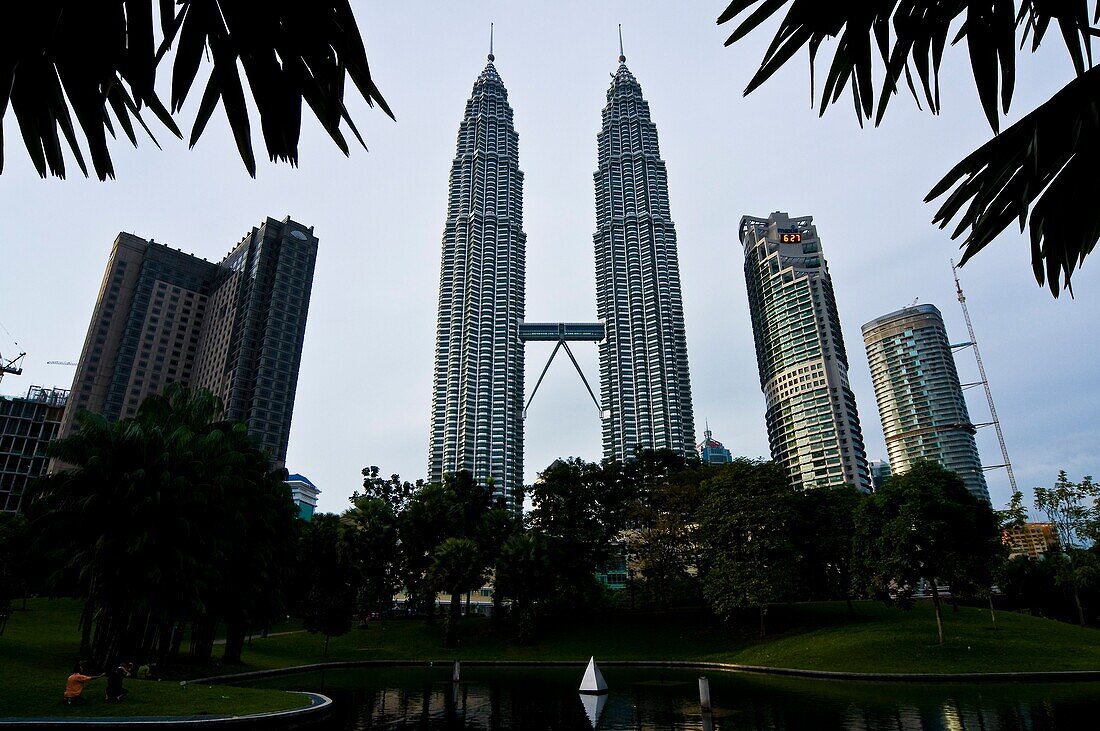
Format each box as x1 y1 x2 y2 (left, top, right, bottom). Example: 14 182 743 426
286 473 321 521
697 423 733 465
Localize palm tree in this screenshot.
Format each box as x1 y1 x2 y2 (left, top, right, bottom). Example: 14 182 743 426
718 1 1100 296
427 538 486 647
1 1 391 180
28 383 296 666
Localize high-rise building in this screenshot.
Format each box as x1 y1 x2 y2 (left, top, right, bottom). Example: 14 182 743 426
594 49 695 461
697 423 733 465
62 232 218 431
429 51 526 511
191 218 319 464
0 386 68 512
861 304 989 502
740 212 870 491
61 217 317 466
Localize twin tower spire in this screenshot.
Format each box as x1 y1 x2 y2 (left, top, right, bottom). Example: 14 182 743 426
429 33 695 510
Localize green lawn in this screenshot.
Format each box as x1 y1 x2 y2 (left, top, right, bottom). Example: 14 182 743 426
4 597 1100 719
200 600 1100 676
0 599 310 719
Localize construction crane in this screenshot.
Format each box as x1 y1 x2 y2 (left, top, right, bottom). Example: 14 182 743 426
0 318 25 385
950 261 1019 495
47 361 78 366
1 350 25 384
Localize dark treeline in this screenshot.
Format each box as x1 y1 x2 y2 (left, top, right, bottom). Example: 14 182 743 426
2 388 1097 666
1 384 298 670
286 451 1079 647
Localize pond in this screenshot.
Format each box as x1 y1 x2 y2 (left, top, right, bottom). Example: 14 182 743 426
243 665 1100 730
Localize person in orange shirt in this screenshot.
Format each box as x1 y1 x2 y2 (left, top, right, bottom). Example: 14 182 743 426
63 663 102 705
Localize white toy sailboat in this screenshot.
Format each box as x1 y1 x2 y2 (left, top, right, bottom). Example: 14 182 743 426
578 656 608 694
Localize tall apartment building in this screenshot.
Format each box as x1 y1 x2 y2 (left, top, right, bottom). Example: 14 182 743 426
0 386 68 512
741 212 870 491
61 217 318 466
594 50 695 461
428 51 526 511
861 304 989 502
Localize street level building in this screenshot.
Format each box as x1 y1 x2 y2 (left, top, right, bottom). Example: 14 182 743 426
594 50 695 461
61 217 317 466
1003 522 1059 558
861 304 989 502
0 386 68 512
428 51 526 512
740 212 870 491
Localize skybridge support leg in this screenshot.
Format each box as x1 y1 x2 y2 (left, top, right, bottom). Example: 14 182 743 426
560 340 602 417
524 341 562 420
522 338 602 420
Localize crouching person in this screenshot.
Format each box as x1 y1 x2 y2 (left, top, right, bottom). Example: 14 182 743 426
105 661 133 702
63 663 102 705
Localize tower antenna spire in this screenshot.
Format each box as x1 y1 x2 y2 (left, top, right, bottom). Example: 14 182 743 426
618 24 626 63
488 22 494 62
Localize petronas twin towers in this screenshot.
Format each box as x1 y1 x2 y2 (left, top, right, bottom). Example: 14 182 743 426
429 43 694 508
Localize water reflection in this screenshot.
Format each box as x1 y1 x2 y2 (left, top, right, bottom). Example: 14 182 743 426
244 667 1100 730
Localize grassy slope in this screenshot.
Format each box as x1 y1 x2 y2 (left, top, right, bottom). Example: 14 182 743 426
225 600 1100 675
4 597 1100 718
0 599 309 719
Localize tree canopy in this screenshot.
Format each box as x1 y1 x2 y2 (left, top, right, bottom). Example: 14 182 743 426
718 1 1100 295
27 383 298 666
1 1 392 180
698 459 800 635
852 460 1002 643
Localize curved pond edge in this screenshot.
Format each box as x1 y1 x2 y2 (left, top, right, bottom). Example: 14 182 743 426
0 691 332 729
188 659 1100 685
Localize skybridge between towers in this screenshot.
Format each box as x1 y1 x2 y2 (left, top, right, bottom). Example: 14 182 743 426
519 321 605 420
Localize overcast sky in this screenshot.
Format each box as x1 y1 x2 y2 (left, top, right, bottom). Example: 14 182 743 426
1 2 1096 517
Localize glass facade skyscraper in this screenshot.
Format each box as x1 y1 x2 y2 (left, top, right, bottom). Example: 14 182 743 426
594 52 695 461
741 212 870 491
862 304 989 502
429 53 526 511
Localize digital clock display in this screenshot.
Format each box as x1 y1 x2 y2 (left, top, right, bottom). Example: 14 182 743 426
780 233 802 244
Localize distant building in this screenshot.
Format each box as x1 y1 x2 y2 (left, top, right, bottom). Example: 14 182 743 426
861 304 989 502
286 473 320 521
1003 523 1059 559
740 212 871 491
0 386 68 512
869 459 891 491
697 424 733 465
60 216 318 467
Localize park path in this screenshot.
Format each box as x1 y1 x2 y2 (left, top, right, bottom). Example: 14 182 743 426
211 629 305 645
